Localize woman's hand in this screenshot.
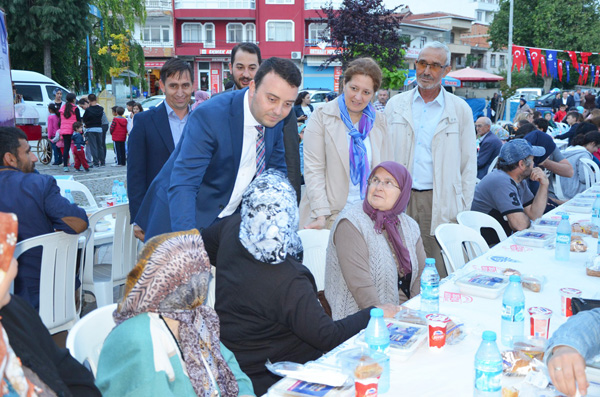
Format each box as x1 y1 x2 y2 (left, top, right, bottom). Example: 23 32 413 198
376 303 401 318
548 346 588 397
304 216 326 230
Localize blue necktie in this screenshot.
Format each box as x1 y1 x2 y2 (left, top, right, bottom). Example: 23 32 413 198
255 125 265 176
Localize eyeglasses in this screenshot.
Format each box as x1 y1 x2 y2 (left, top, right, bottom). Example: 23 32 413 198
415 60 446 72
368 176 400 190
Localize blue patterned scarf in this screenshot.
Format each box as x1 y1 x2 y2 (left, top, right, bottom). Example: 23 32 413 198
338 94 375 199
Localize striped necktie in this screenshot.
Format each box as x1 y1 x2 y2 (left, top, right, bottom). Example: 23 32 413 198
255 125 266 176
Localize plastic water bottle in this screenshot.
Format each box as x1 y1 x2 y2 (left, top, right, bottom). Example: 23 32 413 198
118 182 128 203
420 258 440 314
364 308 390 393
111 180 119 201
501 275 525 347
474 331 502 396
65 189 75 204
555 214 571 261
592 194 600 227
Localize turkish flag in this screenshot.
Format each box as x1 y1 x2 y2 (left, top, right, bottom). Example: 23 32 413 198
567 51 579 72
512 46 525 71
581 52 592 65
595 67 600 86
540 56 547 77
530 48 541 75
558 59 563 82
583 64 590 85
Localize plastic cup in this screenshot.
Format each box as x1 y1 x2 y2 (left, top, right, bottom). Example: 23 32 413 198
528 307 552 339
338 347 387 397
560 288 582 317
105 199 115 207
426 313 451 350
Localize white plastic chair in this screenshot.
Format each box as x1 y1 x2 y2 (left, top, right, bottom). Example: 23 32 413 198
56 180 99 212
580 158 600 187
82 204 137 307
556 122 569 134
552 174 568 201
434 223 490 275
13 230 89 334
298 229 330 291
66 303 117 377
487 156 499 175
457 211 508 243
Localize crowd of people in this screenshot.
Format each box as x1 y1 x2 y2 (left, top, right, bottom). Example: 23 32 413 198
0 39 597 396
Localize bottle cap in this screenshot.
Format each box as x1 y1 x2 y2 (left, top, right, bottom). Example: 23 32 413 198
425 258 435 265
482 331 496 341
597 194 600 197
561 214 569 220
370 308 384 317
509 274 521 283
65 189 71 193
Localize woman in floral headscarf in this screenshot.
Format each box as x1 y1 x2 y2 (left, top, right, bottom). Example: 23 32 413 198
325 161 426 320
95 230 255 397
201 169 400 395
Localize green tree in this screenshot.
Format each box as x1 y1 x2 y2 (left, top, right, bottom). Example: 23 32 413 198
320 0 408 89
0 0 90 83
489 0 600 91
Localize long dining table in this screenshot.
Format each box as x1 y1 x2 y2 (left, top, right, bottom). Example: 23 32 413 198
268 188 600 397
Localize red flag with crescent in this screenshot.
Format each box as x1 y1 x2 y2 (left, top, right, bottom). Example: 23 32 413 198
583 64 590 84
512 46 525 71
540 56 547 77
595 67 600 86
530 48 541 75
558 60 563 82
581 52 592 65
567 51 579 72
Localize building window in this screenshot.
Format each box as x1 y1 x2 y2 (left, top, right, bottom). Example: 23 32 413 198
227 23 244 43
477 11 483 21
245 23 256 42
490 54 496 67
266 20 294 42
266 0 293 3
419 36 427 48
308 23 329 44
205 23 215 47
143 25 171 43
499 55 505 67
182 23 202 43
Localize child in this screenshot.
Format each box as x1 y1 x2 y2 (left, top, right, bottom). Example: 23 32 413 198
71 122 89 172
47 103 62 165
554 104 567 123
110 106 128 166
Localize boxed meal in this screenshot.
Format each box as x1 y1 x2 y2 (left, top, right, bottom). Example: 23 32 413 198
267 378 353 397
512 230 554 247
563 200 593 213
355 319 427 360
531 219 560 233
455 271 510 299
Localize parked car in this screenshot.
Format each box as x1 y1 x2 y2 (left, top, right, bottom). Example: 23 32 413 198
123 95 165 117
11 70 70 132
303 88 331 108
534 91 563 112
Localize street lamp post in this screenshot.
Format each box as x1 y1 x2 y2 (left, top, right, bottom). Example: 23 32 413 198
507 0 514 88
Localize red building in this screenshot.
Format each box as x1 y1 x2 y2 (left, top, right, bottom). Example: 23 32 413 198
138 0 342 93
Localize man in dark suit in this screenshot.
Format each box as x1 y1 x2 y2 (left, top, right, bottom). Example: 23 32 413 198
135 58 302 240
475 117 502 180
127 58 193 241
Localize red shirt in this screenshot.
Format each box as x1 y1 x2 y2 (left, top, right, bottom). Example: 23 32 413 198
554 110 567 122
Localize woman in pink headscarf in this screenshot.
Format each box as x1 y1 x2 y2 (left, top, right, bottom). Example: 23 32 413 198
192 90 210 111
324 161 426 320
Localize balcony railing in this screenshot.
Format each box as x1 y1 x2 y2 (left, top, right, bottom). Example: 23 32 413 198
175 0 255 9
304 39 332 47
146 0 172 9
304 0 341 9
139 40 174 48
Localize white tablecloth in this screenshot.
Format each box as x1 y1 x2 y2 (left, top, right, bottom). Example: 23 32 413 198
269 188 600 396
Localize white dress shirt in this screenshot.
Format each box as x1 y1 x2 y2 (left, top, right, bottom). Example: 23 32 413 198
218 91 258 218
163 101 191 147
345 123 372 205
411 88 445 190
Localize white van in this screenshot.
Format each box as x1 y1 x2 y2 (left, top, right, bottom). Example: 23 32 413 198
11 70 70 132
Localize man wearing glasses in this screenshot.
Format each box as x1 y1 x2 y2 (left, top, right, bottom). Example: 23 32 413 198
384 41 476 277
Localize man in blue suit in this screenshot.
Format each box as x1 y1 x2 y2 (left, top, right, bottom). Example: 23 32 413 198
135 57 301 239
127 58 193 241
476 117 502 179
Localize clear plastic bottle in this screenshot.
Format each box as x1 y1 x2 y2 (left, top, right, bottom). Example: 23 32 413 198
592 194 600 227
474 331 502 396
364 308 390 393
111 180 119 201
420 258 440 314
501 275 525 347
65 189 74 204
118 182 128 203
555 214 571 261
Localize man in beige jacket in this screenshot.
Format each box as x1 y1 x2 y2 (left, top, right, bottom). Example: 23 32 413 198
384 42 476 277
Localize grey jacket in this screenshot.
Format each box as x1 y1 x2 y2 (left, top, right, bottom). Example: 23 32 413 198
554 146 592 199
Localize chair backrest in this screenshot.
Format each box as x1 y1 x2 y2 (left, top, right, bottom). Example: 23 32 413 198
552 174 567 201
580 158 600 187
434 223 490 275
13 230 88 334
56 180 99 212
297 229 330 291
557 122 569 133
83 204 137 290
66 303 117 377
487 156 499 175
456 211 508 243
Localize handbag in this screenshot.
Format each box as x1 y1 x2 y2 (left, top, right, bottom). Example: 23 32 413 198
571 296 600 315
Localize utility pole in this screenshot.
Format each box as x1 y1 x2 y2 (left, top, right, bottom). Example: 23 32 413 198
507 0 514 88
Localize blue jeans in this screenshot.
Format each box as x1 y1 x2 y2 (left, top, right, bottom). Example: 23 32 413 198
51 142 62 164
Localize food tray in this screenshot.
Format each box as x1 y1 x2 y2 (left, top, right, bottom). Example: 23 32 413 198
563 200 593 213
531 219 560 233
354 319 427 360
512 230 554 247
454 271 510 299
267 377 353 397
